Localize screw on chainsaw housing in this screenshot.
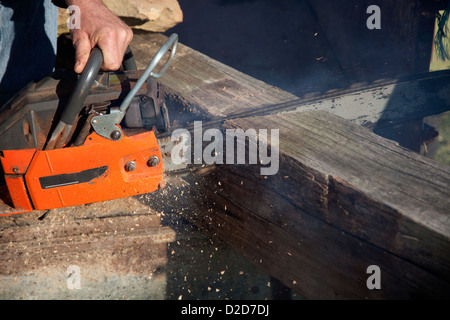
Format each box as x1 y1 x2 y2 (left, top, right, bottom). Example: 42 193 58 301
147 156 160 167
110 130 121 140
125 161 136 172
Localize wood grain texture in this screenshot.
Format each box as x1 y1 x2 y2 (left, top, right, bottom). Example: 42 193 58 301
132 33 450 298
179 166 449 299
131 33 300 119
131 33 450 126
0 197 175 277
223 111 450 285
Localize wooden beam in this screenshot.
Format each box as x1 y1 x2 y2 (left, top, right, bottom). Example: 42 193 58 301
0 197 175 277
132 33 450 127
220 111 450 296
132 33 450 298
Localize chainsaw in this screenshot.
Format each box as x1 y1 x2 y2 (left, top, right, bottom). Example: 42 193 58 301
0 34 179 217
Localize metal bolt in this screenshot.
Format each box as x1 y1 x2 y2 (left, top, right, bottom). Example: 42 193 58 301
125 161 136 172
12 166 20 174
147 156 160 167
110 130 121 140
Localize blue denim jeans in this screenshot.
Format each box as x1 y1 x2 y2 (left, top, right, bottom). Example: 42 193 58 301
0 0 58 105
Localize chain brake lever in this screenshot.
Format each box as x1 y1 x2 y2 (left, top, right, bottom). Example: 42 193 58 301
90 33 178 141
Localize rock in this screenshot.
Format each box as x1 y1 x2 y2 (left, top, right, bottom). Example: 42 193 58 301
58 8 70 35
104 0 183 32
58 0 183 34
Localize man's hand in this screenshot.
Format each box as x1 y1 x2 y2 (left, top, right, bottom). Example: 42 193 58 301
66 0 133 73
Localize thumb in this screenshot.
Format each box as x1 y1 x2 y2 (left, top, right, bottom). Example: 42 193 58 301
71 30 92 73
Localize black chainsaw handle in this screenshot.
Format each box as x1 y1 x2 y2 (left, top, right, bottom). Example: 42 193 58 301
123 46 137 71
59 46 137 126
60 47 103 125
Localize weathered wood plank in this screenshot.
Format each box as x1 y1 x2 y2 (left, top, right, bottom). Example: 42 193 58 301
131 33 297 119
144 109 450 298
131 33 450 127
178 166 449 299
132 33 450 298
222 111 450 283
0 197 175 277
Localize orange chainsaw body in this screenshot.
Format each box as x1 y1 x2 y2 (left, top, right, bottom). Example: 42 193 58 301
0 67 170 216
0 36 178 217
0 129 163 216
